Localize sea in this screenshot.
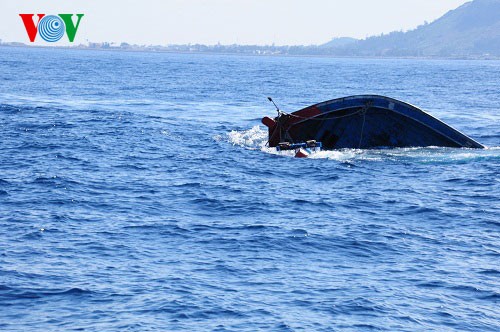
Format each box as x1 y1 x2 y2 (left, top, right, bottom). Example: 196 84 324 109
0 46 499 331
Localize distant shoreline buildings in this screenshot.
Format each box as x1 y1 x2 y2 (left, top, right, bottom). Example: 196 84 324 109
0 40 497 60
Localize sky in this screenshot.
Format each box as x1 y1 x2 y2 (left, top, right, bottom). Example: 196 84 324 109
1 0 470 46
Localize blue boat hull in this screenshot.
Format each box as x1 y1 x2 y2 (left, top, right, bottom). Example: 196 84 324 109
262 95 484 149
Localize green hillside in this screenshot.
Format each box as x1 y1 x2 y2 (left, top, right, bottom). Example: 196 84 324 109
322 0 500 58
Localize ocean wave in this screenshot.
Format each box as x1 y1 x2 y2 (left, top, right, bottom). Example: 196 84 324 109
0 287 93 300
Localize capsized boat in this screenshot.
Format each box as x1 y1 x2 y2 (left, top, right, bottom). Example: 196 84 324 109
262 95 484 153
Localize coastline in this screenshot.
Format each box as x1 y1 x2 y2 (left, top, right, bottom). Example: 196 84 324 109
1 43 498 61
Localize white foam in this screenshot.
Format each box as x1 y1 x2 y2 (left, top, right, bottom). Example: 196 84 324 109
227 126 268 150
227 127 500 163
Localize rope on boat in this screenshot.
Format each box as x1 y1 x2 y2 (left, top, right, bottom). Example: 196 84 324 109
359 108 367 148
267 101 373 148
282 108 365 121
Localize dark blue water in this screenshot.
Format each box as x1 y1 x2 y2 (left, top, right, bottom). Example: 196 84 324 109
0 46 499 331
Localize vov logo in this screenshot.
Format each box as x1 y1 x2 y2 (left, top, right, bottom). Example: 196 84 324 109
19 14 84 42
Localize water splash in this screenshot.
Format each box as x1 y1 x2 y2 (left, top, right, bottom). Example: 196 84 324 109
227 127 500 163
227 125 268 150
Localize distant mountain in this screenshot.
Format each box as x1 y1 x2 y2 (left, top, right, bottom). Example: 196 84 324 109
322 0 500 58
319 37 358 48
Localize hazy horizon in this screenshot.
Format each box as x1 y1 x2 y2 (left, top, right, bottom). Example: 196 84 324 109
2 0 469 46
